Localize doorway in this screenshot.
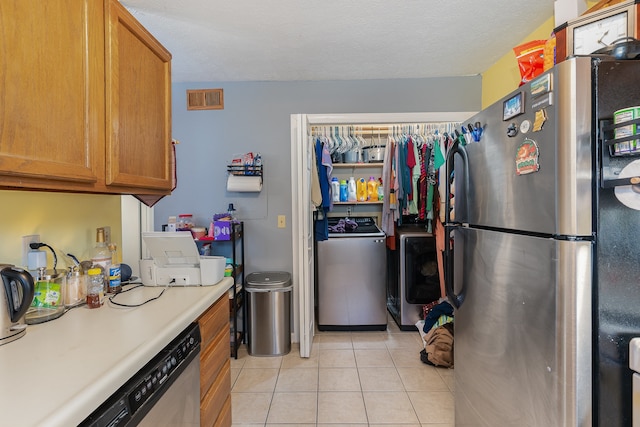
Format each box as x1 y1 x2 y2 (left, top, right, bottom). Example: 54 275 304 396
291 112 474 357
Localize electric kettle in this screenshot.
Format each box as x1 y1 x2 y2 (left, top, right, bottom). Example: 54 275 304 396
1 266 35 346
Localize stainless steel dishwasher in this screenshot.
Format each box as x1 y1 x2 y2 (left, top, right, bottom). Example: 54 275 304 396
80 323 201 426
317 217 387 331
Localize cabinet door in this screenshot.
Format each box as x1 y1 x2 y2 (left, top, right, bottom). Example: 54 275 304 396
105 0 172 191
0 0 103 186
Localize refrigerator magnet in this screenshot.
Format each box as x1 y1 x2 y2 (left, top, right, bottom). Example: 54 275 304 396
503 92 524 121
530 73 552 98
533 109 547 132
520 120 531 134
515 139 540 175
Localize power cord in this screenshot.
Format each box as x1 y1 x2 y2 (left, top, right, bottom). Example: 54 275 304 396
29 242 58 270
107 279 173 308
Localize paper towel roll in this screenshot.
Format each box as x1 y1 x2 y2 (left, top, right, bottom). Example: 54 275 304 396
227 175 262 192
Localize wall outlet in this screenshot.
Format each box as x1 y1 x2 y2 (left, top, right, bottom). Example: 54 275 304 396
278 215 286 228
22 234 41 267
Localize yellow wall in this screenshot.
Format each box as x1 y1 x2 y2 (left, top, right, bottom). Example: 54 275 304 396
481 17 556 108
481 1 599 108
0 191 122 269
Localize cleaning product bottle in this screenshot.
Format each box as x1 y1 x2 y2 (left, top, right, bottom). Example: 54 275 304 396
377 177 384 201
356 177 367 202
367 176 378 201
331 177 340 202
348 177 357 202
339 180 348 202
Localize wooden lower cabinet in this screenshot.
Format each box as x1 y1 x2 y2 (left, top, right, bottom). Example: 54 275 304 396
201 361 231 427
199 295 232 427
213 397 232 427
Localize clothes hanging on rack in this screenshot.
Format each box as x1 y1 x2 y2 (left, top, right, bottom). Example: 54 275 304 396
314 137 333 241
380 123 460 236
381 140 396 236
310 122 461 238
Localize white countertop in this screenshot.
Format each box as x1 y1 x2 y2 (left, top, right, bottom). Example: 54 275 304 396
0 277 233 427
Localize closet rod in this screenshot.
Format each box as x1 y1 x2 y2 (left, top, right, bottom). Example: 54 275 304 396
311 123 461 135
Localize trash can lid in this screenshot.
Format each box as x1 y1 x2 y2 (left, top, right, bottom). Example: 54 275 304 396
245 271 291 289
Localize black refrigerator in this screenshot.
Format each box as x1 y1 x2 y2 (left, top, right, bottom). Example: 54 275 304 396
445 56 640 426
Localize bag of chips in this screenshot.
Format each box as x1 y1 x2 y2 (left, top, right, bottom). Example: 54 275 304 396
513 39 546 86
543 34 557 72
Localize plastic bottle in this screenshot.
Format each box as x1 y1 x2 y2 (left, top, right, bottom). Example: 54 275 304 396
108 244 121 294
377 178 384 201
86 268 104 309
347 177 357 201
227 203 236 221
331 177 340 202
357 178 367 202
339 180 348 202
367 176 379 201
90 228 111 293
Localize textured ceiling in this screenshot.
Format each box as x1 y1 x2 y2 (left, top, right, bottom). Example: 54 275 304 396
121 0 555 83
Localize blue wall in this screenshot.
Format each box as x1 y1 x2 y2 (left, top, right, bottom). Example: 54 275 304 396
154 76 482 275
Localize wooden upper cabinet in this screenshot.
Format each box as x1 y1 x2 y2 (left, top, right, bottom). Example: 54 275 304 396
0 0 103 186
105 0 173 192
0 0 172 194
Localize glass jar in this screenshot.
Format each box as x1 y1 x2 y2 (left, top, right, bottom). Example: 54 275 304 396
177 214 194 231
65 268 86 307
25 268 67 324
87 268 104 309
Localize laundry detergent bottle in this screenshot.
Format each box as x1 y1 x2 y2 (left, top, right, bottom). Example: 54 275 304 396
367 176 378 201
331 177 340 202
347 177 357 201
339 180 348 202
356 178 367 202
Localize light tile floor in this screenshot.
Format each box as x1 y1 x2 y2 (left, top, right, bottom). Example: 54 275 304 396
230 316 454 426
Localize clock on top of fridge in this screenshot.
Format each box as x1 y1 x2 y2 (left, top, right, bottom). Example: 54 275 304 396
564 0 638 57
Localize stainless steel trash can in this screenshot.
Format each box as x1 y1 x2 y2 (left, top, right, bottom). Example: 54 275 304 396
245 271 292 356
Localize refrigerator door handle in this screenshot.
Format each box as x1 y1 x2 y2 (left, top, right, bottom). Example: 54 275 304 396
444 139 469 225
444 140 469 308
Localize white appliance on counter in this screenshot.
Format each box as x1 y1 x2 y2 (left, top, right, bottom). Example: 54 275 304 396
139 231 225 286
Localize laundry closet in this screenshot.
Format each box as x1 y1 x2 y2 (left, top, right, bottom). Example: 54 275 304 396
291 112 474 357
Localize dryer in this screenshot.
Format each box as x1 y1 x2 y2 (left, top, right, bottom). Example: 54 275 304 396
387 229 441 330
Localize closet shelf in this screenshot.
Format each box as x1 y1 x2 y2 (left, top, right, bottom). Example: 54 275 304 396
333 163 383 168
334 201 383 205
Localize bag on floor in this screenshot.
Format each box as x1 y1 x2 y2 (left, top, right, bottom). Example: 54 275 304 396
420 322 454 368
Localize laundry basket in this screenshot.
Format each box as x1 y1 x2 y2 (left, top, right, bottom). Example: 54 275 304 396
245 271 292 356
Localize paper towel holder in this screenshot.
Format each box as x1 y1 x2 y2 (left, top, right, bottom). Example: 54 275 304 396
226 163 263 192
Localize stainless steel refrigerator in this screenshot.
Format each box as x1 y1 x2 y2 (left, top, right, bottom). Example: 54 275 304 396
444 56 640 426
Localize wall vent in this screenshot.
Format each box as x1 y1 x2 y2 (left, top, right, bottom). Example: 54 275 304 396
186 88 224 110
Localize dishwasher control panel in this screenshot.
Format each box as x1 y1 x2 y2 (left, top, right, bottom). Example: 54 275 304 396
79 323 201 427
